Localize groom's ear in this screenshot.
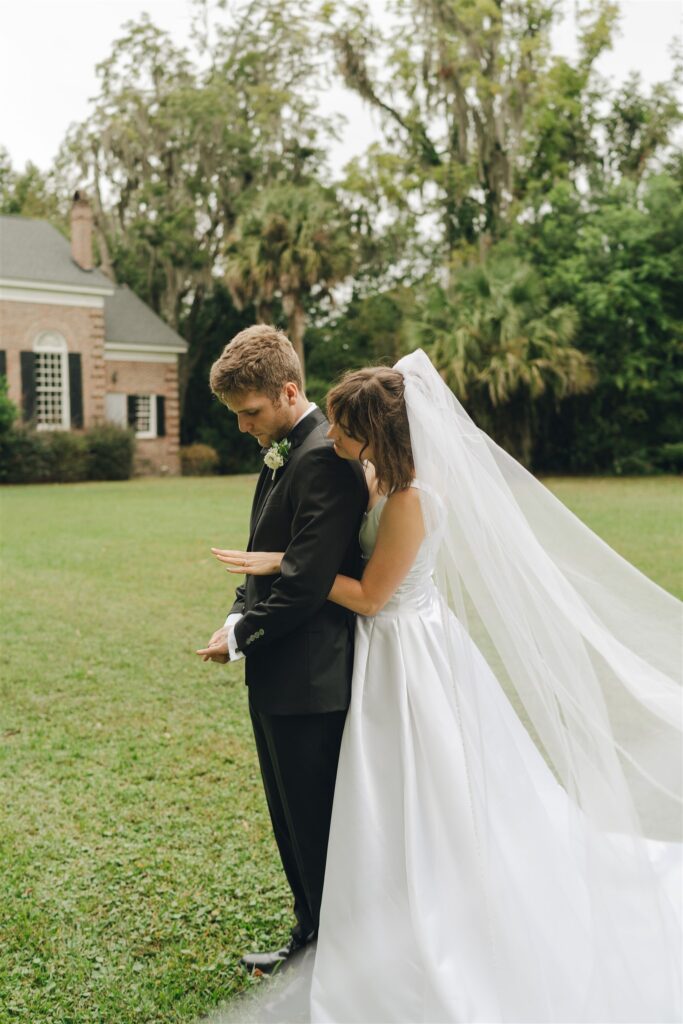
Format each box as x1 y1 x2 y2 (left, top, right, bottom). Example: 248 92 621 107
282 382 300 405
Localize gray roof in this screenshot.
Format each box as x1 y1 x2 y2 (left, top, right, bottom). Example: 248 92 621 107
0 215 112 290
105 285 187 352
0 215 187 352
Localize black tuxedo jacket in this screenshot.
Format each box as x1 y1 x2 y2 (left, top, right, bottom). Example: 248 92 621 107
229 407 368 715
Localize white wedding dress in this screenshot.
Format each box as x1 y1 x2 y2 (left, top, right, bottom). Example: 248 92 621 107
309 482 682 1023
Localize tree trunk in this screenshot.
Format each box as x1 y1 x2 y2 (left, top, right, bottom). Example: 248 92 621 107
286 297 306 385
519 404 533 469
178 283 206 418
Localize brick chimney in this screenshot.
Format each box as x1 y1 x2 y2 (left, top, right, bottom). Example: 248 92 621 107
70 190 93 271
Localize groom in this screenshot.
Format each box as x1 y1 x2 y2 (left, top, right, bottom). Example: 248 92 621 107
197 325 367 973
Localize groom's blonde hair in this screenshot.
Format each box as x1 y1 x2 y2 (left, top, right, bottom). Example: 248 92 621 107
210 325 303 403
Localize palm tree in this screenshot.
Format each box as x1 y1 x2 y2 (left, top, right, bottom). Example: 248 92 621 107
421 258 597 466
224 183 357 379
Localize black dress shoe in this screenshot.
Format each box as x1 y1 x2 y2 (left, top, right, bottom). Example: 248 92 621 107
239 930 315 975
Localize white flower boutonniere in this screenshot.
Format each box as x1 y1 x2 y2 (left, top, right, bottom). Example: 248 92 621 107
263 439 291 480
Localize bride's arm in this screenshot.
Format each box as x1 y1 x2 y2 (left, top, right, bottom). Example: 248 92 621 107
212 487 425 616
327 488 425 616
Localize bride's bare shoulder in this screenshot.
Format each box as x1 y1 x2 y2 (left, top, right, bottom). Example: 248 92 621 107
383 484 425 537
386 484 422 511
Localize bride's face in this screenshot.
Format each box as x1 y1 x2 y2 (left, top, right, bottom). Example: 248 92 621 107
327 419 373 462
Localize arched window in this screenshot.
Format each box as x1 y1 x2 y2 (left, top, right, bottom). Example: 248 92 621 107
33 331 70 430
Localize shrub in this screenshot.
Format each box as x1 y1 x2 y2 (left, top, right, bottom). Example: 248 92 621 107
1 430 89 483
86 424 135 481
0 427 52 483
653 442 683 474
612 442 683 476
180 443 219 476
613 449 660 476
43 431 89 482
1 423 135 484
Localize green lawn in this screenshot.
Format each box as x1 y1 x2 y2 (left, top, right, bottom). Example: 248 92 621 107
0 475 681 1023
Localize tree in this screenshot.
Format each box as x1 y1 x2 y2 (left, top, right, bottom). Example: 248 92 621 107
56 2 337 411
305 286 416 405
179 282 258 472
56 17 213 321
0 374 18 436
601 66 683 185
515 169 683 472
0 149 64 225
224 183 358 375
413 255 596 465
325 0 620 260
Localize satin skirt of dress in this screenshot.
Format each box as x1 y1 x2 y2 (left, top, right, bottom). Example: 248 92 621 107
309 585 682 1024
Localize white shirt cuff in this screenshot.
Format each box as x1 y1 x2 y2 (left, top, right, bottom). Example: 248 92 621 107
225 613 245 661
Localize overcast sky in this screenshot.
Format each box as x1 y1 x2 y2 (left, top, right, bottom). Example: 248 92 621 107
1 0 681 178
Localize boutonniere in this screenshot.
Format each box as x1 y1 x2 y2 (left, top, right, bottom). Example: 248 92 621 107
263 439 291 480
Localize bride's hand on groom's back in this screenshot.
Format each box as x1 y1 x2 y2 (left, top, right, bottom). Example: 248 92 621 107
210 548 283 576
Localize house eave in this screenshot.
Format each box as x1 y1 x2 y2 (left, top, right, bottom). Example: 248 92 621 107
104 342 186 363
0 276 114 298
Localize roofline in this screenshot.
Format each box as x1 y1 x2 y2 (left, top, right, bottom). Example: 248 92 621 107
105 341 187 356
0 276 114 298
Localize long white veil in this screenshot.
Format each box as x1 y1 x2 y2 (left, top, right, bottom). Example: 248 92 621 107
396 347 682 1016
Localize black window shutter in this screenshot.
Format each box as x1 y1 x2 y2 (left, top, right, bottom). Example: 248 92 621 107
156 395 166 437
0 350 6 379
20 351 36 422
68 353 83 428
127 395 137 428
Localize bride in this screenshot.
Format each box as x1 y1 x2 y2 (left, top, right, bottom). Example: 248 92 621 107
213 349 682 1023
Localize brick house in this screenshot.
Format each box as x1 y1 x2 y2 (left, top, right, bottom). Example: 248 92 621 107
0 193 188 474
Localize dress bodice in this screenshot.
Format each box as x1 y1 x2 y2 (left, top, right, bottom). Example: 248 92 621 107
358 482 444 615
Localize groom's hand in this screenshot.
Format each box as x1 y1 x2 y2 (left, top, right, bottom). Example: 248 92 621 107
196 627 229 664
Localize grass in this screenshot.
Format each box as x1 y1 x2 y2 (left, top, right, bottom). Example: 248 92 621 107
0 474 681 1023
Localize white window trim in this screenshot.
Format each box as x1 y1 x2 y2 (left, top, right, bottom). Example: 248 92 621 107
33 331 70 431
135 394 157 440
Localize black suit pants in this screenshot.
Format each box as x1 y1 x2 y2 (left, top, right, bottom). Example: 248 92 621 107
248 695 346 940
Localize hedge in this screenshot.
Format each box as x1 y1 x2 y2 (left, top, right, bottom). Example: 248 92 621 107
0 424 135 484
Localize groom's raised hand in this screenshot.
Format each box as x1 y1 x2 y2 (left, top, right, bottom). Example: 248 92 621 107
196 627 229 664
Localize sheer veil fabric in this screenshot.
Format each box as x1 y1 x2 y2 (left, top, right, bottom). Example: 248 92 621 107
390 348 682 1017
399 348 682 826
307 349 681 1024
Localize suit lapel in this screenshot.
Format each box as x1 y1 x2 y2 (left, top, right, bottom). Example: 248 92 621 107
251 459 274 522
247 465 275 545
248 407 327 544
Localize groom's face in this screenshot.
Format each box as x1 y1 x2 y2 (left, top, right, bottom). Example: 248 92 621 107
225 388 295 447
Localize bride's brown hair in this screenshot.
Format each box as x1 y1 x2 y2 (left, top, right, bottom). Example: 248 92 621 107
326 367 414 495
